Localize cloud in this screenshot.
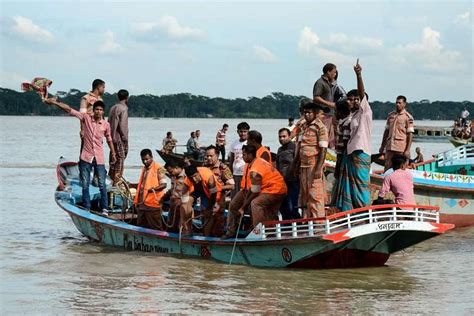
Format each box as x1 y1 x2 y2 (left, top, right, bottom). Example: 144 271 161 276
390 27 464 72
298 26 320 54
10 16 54 43
98 31 123 54
253 45 277 63
131 16 204 41
454 11 471 28
326 33 383 54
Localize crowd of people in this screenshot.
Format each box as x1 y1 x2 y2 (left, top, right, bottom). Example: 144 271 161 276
45 60 418 238
452 108 473 140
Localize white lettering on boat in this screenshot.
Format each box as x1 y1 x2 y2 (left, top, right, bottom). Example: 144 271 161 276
377 222 402 231
123 234 170 253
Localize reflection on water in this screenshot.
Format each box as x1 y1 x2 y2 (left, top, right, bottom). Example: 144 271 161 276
0 117 472 314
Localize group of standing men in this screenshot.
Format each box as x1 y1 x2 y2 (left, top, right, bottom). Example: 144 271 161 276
45 60 418 237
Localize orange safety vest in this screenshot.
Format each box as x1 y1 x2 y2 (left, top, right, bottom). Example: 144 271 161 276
241 158 287 195
257 146 272 163
184 167 222 201
134 161 166 208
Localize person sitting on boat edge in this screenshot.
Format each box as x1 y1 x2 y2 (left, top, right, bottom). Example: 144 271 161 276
376 154 415 205
162 131 178 154
247 130 272 163
44 97 116 214
224 145 287 239
163 159 194 234
129 149 167 230
184 165 224 237
409 147 424 167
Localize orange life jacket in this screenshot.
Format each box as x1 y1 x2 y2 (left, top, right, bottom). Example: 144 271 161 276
184 167 222 201
134 161 166 208
241 158 287 195
257 146 272 163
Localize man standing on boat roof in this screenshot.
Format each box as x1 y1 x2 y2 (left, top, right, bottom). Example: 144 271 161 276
379 95 415 171
313 63 338 149
184 165 224 237
229 122 250 197
108 89 129 185
224 144 287 238
130 149 167 230
44 98 116 213
203 145 235 194
297 101 329 218
247 130 272 163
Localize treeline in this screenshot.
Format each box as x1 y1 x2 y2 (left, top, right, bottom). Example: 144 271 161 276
0 87 471 120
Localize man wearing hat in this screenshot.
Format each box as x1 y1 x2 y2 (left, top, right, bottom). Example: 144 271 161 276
297 101 329 218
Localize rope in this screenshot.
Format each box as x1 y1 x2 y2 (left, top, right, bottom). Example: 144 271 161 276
229 214 244 265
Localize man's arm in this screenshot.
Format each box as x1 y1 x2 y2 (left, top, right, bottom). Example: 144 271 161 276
404 133 413 158
119 109 129 142
313 96 335 109
148 167 167 193
314 148 327 179
379 129 389 153
107 139 117 165
378 176 391 199
354 63 365 100
44 98 73 113
228 152 235 173
79 98 89 113
206 176 218 209
238 172 261 214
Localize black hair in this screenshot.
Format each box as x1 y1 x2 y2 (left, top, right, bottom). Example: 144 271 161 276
242 144 257 157
190 131 195 137
397 95 407 103
92 100 105 110
166 131 172 136
335 99 350 119
165 159 183 169
278 127 291 135
223 124 229 128
322 63 336 74
392 154 407 170
248 130 263 144
140 148 153 157
237 122 250 130
347 89 359 98
205 145 218 154
117 89 129 101
288 117 294 122
92 79 105 91
184 165 198 177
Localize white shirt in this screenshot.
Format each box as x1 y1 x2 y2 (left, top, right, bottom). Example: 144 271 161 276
461 110 469 119
230 139 247 176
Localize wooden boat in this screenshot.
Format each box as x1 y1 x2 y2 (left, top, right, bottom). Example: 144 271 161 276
413 126 451 143
449 136 473 147
55 159 453 269
369 145 474 227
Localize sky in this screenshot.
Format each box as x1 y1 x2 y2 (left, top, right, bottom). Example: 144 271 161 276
0 0 472 102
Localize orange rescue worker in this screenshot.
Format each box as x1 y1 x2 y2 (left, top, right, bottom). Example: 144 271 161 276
297 101 329 218
224 144 287 238
131 149 167 230
247 130 272 163
184 165 224 237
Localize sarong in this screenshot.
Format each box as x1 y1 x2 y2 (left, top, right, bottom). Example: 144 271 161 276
334 150 370 211
108 141 128 183
21 77 52 100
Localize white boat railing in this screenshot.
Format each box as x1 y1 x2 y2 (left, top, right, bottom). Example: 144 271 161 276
259 205 440 240
436 144 474 167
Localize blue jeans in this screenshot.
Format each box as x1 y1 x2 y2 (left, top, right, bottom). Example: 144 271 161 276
79 159 108 210
280 180 300 220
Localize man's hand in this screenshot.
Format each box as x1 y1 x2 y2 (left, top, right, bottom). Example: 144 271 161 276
238 208 244 216
43 97 58 105
354 63 362 75
110 152 117 164
314 170 322 180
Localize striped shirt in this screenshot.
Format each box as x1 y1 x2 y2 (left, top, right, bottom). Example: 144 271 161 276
216 129 226 146
336 115 352 155
378 169 416 205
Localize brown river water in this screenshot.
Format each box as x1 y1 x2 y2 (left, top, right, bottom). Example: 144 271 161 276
1 116 473 314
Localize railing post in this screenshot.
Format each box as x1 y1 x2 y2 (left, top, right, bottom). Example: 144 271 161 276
276 223 281 239
436 211 440 223
347 214 351 228
292 222 297 237
414 207 419 222
325 219 330 234
369 209 373 223
309 221 314 236
392 207 397 221
262 225 266 240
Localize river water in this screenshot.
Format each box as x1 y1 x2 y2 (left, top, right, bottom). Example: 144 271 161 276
0 116 473 314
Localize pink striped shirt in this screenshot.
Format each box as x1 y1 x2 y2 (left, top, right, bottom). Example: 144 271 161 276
70 108 112 165
379 169 416 205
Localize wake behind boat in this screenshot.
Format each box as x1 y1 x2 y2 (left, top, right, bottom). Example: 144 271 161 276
55 159 453 269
